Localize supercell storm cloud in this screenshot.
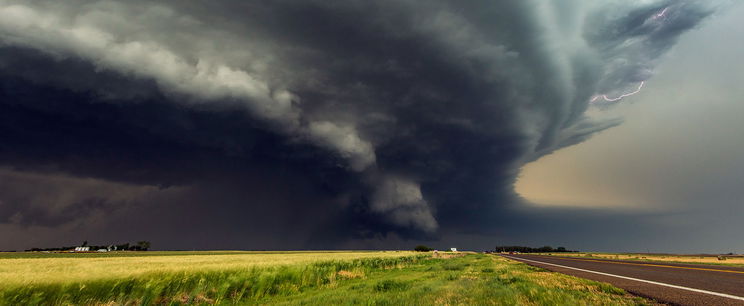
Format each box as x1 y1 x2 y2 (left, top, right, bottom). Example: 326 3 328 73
0 1 723 250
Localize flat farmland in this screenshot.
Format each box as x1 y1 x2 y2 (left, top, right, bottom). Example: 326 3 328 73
0 251 414 285
0 251 652 305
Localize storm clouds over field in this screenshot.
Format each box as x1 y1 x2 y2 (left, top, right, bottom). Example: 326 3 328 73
0 1 739 251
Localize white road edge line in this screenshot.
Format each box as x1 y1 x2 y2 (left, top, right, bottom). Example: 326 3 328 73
502 255 744 302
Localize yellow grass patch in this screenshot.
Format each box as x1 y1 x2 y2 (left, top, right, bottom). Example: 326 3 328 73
431 252 466 259
0 251 416 286
545 252 744 265
336 269 365 279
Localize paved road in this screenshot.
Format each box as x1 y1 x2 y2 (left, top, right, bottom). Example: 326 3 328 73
502 254 744 305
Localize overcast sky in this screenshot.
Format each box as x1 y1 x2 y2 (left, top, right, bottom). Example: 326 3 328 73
0 0 740 252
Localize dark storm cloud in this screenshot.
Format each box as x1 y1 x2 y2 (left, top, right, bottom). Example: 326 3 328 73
0 0 722 250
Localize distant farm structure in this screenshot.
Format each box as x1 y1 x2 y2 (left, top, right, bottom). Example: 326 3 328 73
26 241 151 252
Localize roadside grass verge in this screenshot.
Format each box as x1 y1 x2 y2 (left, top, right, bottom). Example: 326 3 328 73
262 254 652 305
540 252 744 268
0 253 652 305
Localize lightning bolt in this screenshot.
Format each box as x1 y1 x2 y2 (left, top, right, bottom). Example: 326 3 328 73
589 7 668 105
590 81 645 103
652 7 669 20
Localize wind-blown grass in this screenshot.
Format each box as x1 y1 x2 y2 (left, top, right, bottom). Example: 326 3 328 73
0 251 652 305
268 254 652 305
0 253 423 305
0 251 414 285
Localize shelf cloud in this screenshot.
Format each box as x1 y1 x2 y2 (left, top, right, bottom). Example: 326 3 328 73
0 0 724 250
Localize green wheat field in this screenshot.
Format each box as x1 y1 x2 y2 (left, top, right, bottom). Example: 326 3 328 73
0 251 653 305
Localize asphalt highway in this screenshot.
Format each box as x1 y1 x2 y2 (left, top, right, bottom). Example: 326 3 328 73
502 254 744 305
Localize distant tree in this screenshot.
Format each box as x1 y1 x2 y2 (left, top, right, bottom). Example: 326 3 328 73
538 246 554 252
414 245 432 252
137 241 151 251
495 245 575 253
82 241 88 247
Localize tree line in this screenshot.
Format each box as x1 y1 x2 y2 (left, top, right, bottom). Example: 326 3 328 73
494 245 575 253
26 241 151 252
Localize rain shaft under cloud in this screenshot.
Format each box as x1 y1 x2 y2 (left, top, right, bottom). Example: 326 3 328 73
0 0 722 250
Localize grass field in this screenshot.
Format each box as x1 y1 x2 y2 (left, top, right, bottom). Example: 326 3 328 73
540 252 744 267
0 251 415 285
0 251 653 305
